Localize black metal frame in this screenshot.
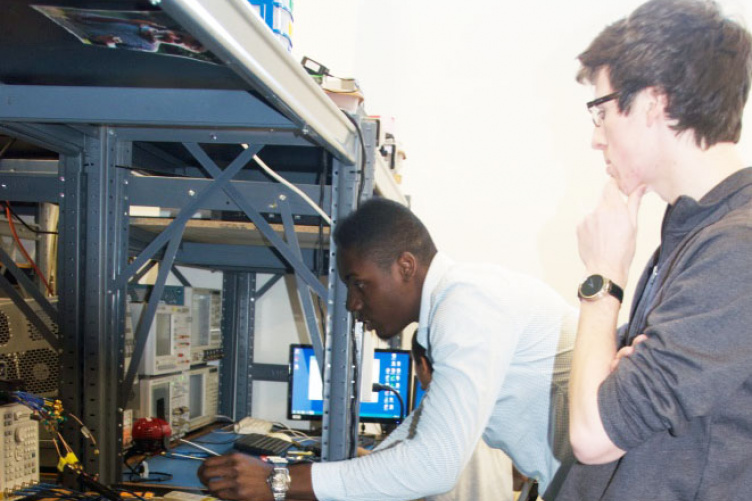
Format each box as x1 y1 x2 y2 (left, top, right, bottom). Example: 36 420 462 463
0 86 372 483
0 0 377 485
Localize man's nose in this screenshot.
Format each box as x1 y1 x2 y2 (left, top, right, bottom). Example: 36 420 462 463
346 291 362 313
591 125 607 151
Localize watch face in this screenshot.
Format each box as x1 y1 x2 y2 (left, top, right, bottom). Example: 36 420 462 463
271 470 291 492
580 274 605 297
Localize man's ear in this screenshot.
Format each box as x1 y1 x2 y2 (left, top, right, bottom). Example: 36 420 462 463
418 356 431 376
416 356 432 387
396 252 417 282
644 86 669 127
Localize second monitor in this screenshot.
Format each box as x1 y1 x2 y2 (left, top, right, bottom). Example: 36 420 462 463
288 344 412 424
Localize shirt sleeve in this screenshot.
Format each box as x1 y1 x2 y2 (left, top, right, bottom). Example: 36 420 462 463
374 409 417 452
312 282 521 501
599 224 752 450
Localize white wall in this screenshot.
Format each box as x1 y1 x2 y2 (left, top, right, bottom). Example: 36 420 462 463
252 274 316 428
291 0 752 320
164 2 752 424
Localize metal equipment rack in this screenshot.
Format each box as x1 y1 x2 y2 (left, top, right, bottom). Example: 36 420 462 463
0 0 382 485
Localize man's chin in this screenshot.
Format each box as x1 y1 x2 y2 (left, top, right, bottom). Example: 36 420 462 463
374 328 399 340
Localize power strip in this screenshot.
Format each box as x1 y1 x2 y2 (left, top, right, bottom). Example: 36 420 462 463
0 403 39 500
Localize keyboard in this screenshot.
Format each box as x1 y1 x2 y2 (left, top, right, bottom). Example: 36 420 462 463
233 433 293 457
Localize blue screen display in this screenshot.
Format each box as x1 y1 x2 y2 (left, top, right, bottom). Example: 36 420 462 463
287 344 412 423
288 345 325 419
412 376 426 410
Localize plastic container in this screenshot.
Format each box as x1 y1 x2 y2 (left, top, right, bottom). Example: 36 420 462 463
248 0 294 52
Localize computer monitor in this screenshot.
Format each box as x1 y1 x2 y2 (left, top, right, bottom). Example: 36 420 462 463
287 344 324 421
411 375 426 411
188 365 219 431
186 287 223 365
129 302 191 376
134 372 190 439
287 344 413 424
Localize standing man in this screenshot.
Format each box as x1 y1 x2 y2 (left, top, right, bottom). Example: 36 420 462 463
199 198 577 500
562 0 752 500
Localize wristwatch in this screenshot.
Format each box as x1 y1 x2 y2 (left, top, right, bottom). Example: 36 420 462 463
578 274 624 303
266 456 291 501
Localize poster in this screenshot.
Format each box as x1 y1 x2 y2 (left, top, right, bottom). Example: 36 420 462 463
32 5 221 64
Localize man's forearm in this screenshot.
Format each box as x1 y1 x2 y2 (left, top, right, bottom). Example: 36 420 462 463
288 463 317 500
569 297 625 464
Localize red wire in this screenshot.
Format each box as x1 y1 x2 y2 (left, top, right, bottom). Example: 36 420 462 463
4 202 54 295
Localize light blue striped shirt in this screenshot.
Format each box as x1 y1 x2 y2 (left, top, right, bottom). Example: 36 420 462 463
313 253 577 500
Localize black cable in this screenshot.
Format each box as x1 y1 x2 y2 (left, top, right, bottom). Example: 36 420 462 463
342 113 368 205
125 458 143 476
358 434 376 449
124 457 173 482
349 320 360 458
76 471 124 501
1 202 59 235
111 488 147 501
123 471 173 483
372 383 405 422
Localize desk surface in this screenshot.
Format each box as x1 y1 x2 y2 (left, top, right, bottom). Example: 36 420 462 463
122 430 319 491
123 430 237 490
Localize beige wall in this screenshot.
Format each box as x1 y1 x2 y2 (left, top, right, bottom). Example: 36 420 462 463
213 1 752 424
291 0 752 322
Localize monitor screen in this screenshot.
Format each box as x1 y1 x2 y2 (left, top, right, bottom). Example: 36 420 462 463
287 344 412 424
189 372 204 417
151 380 170 421
191 292 211 347
155 312 173 356
411 375 426 411
288 344 324 420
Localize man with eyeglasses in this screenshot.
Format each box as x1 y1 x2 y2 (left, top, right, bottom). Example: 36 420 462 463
559 0 752 500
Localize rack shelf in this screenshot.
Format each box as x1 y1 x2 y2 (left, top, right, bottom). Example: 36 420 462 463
130 217 330 248
0 0 372 485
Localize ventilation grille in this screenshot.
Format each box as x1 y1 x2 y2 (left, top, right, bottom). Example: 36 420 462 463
0 298 59 396
27 314 58 342
0 311 10 346
19 348 59 395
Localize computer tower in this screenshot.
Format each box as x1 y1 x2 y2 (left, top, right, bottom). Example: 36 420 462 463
0 297 58 396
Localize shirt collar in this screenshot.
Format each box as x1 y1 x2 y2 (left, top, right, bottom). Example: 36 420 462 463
661 167 752 249
416 252 454 345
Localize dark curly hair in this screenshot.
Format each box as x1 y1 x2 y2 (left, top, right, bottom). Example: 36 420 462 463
577 0 752 148
333 198 437 269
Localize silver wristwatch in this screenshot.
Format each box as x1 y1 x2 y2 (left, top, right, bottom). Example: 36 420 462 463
266 456 291 501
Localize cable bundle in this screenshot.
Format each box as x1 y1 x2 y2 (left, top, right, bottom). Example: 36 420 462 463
10 391 99 476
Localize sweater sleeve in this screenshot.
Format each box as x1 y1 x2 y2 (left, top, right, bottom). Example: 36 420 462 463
599 223 752 450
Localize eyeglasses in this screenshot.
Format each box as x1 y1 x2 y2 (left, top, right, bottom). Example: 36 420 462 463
586 91 621 127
